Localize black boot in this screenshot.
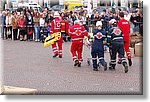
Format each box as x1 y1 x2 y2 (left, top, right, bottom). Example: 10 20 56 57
59 56 62 58
111 64 116 70
109 62 114 70
103 62 107 71
78 62 81 67
128 58 132 66
74 60 79 66
117 60 122 64
53 54 58 58
123 63 128 73
93 68 98 71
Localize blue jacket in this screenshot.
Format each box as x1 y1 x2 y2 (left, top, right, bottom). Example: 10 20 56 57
92 29 107 46
107 27 124 44
1 15 6 26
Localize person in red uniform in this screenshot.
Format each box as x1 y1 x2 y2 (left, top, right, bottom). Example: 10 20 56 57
118 12 132 66
50 12 63 58
60 13 70 42
69 20 90 67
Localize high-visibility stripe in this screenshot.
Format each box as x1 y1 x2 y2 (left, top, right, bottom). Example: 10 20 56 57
121 58 126 60
110 62 116 64
112 37 123 40
99 57 104 60
92 58 97 60
72 38 83 41
73 56 77 59
69 32 76 34
53 47 57 50
111 60 116 62
82 30 87 33
107 36 111 38
54 28 61 30
53 50 58 53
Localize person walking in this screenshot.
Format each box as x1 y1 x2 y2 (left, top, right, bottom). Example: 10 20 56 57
11 12 18 40
118 12 132 66
50 12 63 58
68 20 90 67
107 19 128 73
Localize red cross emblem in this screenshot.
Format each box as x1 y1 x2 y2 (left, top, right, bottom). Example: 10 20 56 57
96 32 102 39
75 29 82 36
113 28 121 35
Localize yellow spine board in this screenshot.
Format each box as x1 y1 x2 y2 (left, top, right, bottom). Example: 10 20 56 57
44 32 61 48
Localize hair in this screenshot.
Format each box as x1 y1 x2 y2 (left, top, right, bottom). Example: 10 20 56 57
112 22 117 27
119 12 124 18
103 9 106 13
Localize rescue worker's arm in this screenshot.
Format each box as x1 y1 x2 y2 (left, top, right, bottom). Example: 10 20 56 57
107 29 112 46
103 30 107 45
68 27 73 37
117 21 122 29
65 20 70 34
50 20 54 34
82 26 90 39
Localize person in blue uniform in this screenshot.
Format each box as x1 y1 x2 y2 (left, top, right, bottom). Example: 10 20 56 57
91 21 107 71
107 19 128 73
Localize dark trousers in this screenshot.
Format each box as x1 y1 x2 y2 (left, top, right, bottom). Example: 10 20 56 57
27 25 33 40
2 26 7 39
91 45 105 69
19 30 25 40
13 29 18 40
111 42 127 67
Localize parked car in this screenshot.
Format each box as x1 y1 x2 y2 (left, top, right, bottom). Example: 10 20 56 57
51 5 64 12
18 2 43 13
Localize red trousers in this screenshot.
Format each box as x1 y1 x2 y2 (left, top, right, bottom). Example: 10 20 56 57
52 38 63 56
118 37 131 60
71 41 83 62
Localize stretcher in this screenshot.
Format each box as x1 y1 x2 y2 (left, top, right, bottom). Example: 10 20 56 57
44 32 61 48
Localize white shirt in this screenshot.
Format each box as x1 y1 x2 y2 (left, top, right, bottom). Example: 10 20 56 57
5 15 12 27
40 18 45 27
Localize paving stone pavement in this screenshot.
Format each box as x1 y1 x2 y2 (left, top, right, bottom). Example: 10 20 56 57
2 40 143 95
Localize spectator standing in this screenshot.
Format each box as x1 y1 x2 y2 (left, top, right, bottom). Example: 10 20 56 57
40 22 49 43
11 12 18 40
130 11 139 32
1 11 6 39
5 12 12 39
45 12 54 24
33 9 40 42
18 15 26 41
26 10 34 41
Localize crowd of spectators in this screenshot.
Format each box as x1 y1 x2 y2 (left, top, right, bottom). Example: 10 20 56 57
0 6 143 42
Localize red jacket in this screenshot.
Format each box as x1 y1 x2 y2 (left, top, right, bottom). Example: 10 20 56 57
50 17 62 34
118 18 130 39
18 17 26 30
69 24 90 42
61 20 70 34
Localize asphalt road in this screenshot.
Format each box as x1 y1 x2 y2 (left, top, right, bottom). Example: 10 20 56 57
3 40 142 95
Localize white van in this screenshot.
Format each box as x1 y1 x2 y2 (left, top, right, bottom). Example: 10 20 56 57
18 2 42 12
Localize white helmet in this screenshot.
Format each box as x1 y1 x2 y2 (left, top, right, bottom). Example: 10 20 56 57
96 21 102 27
54 12 60 18
109 19 117 25
74 20 80 24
